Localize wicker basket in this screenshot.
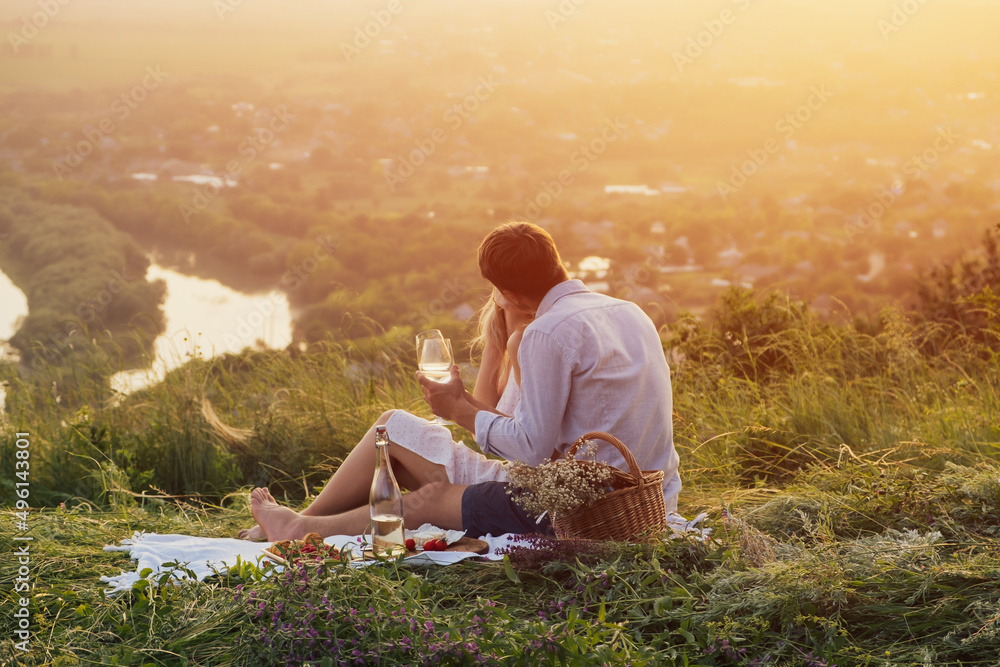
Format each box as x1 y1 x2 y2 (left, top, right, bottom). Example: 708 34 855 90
550 432 666 542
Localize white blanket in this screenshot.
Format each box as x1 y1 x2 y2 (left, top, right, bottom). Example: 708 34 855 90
101 532 518 594
101 513 708 595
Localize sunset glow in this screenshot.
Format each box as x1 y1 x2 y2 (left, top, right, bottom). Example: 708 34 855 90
3 3 1000 664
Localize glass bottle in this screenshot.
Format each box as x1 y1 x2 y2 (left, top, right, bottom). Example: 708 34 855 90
369 425 405 552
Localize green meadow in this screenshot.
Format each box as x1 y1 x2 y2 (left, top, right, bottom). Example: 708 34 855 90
3 228 1000 665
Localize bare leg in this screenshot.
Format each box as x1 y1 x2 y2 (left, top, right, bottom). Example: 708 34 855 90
250 482 467 542
238 410 450 539
301 410 450 517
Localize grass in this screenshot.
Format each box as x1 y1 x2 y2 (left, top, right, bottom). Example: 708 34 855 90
3 287 1000 665
6 458 1000 666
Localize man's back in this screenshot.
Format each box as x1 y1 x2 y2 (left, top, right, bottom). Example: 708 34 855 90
476 280 681 512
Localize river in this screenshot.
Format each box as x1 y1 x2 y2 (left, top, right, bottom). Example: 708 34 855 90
0 268 28 343
1 263 293 408
110 264 294 394
0 269 29 417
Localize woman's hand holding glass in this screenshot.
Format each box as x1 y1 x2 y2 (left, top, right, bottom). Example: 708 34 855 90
415 330 455 425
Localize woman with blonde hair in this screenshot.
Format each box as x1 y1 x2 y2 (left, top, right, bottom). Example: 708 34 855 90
238 291 531 540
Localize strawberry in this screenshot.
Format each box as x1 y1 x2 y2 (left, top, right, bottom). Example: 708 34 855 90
404 538 416 551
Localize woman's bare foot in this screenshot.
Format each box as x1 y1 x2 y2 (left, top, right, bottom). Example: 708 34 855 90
237 524 265 541
250 487 308 542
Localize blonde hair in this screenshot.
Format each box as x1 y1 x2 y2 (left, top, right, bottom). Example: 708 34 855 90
470 294 510 395
471 294 507 356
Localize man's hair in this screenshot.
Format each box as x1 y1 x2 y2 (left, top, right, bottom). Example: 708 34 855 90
478 222 568 301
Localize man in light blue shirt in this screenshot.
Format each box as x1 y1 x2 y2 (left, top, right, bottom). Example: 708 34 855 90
473 280 680 509
422 222 680 536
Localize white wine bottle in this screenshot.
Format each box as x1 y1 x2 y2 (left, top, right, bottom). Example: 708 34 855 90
369 425 405 553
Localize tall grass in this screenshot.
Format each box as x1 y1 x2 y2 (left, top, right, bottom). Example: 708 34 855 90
670 288 1000 510
0 331 432 504
5 456 1000 665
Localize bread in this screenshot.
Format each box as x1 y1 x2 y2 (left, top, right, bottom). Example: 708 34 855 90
266 540 293 555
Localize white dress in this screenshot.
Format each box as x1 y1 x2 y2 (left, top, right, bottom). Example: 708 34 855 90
383 375 519 485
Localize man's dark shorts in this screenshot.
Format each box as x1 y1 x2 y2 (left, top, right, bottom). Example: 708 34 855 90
461 482 555 538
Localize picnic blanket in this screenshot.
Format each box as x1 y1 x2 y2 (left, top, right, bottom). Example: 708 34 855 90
101 513 708 594
101 532 517 594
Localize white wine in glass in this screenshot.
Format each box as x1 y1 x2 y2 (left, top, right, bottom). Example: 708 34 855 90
415 330 454 425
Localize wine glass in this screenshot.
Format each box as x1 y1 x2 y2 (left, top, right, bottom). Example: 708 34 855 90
415 329 454 425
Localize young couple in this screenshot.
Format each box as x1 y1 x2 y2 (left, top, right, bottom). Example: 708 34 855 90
242 222 681 542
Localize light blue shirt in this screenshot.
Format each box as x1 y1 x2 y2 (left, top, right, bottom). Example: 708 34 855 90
475 280 681 512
